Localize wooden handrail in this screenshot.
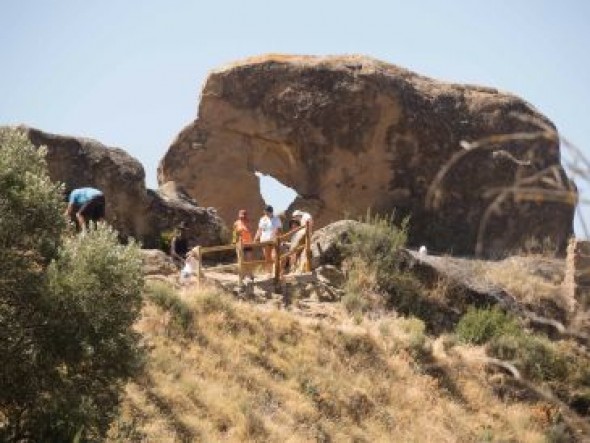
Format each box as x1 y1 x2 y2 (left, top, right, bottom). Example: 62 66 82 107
193 223 313 289
279 245 305 262
199 244 237 254
203 263 238 272
241 259 268 267
277 224 305 242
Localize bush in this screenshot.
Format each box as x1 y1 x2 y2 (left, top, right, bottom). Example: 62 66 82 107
343 212 409 276
341 213 423 315
455 306 569 383
159 229 175 254
0 129 144 442
488 334 568 382
455 306 521 345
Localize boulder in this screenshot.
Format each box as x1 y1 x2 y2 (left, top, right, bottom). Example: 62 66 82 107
311 220 361 267
141 249 178 276
158 54 575 256
9 125 225 248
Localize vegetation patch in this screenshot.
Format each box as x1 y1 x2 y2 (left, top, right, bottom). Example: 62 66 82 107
456 306 521 345
0 128 144 442
145 280 194 336
341 213 425 317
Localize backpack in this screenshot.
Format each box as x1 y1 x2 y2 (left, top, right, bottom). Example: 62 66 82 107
231 228 240 245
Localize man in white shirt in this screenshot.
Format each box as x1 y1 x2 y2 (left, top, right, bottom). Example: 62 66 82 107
254 205 282 272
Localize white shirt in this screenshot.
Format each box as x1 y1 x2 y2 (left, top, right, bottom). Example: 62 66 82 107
258 215 282 242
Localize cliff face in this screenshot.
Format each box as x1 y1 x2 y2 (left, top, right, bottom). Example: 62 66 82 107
158 54 575 256
16 126 225 248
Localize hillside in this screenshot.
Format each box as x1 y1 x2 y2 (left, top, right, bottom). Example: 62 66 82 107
107 256 590 442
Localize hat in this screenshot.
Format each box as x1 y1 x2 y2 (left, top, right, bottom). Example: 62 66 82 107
265 205 274 213
292 210 303 217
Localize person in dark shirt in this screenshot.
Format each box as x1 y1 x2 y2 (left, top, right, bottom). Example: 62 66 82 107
170 222 189 268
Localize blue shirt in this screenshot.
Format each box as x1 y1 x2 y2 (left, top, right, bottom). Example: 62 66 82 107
69 187 103 206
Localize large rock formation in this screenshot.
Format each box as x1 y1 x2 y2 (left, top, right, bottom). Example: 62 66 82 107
14 126 225 248
158 54 575 256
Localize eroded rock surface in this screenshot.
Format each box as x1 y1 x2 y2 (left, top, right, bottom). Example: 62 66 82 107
311 219 361 268
141 249 178 276
159 54 574 256
14 126 225 248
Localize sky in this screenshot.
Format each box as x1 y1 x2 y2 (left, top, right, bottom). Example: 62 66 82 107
1 1 589 233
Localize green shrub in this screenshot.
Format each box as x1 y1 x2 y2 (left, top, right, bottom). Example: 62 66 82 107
341 213 423 316
0 128 144 442
455 306 576 383
343 212 409 275
488 334 568 382
455 306 521 345
159 229 175 254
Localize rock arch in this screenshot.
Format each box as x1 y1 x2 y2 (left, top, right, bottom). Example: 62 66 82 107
158 54 575 256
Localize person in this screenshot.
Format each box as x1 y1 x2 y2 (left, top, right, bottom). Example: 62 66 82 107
233 209 255 267
65 187 105 231
170 222 189 269
290 209 314 273
291 209 313 233
283 218 301 273
253 205 282 272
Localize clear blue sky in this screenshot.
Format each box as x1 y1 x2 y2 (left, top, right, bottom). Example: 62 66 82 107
1 1 589 233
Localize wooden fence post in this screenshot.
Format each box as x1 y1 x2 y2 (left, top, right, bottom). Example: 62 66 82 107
304 224 312 272
273 237 281 285
194 246 202 290
236 238 244 287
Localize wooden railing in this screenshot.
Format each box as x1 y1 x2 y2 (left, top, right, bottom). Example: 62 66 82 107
190 223 312 289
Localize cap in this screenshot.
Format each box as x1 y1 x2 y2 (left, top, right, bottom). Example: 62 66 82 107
292 210 303 217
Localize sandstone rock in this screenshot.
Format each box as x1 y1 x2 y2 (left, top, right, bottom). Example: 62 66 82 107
403 249 570 333
314 264 346 288
158 54 575 256
311 220 361 267
141 249 178 276
9 125 225 248
146 188 224 248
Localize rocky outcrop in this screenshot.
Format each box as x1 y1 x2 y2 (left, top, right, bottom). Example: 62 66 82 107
158 54 575 256
141 249 178 276
311 220 361 267
13 125 225 248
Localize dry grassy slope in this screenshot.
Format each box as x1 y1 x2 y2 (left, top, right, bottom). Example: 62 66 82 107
107 283 560 443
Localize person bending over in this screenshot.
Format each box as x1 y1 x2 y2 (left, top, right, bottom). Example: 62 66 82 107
65 187 105 231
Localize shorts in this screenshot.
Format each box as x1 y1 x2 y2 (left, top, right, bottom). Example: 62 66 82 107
78 194 106 222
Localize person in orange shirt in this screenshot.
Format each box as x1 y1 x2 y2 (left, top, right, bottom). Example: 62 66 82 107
233 209 253 259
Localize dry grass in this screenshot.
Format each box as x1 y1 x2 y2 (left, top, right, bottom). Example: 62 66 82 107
479 257 568 316
107 282 557 442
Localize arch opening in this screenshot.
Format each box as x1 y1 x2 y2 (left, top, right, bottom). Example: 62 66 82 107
255 171 298 215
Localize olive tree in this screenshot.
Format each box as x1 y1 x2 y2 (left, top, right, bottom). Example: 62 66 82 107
0 128 144 441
